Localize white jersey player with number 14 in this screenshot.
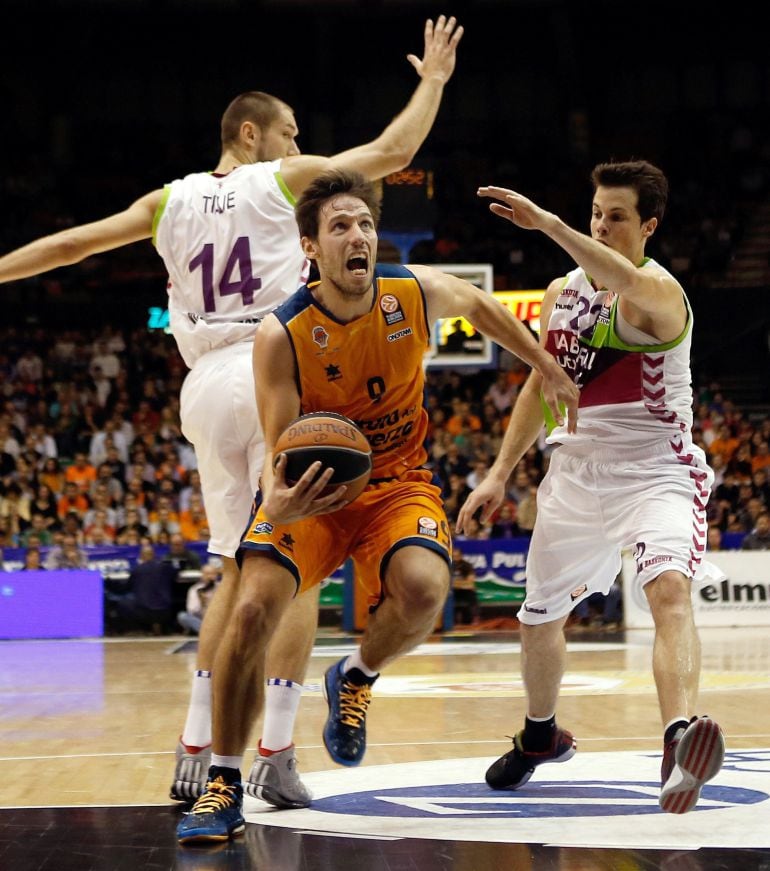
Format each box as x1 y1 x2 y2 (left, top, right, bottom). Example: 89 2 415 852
0 15 465 811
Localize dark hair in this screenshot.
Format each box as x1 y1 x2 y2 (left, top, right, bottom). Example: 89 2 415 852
295 168 382 240
220 91 290 148
591 160 669 223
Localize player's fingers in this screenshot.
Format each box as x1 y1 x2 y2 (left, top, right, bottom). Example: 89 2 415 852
310 486 348 514
272 452 288 485
303 465 335 499
566 399 579 434
489 203 514 220
477 185 514 200
450 24 464 46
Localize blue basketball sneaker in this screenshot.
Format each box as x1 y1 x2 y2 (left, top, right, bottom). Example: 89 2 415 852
322 659 376 766
176 773 245 844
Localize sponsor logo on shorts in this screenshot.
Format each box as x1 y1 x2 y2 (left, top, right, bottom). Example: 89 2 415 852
524 604 547 614
570 584 588 601
418 516 438 537
387 327 413 343
380 294 405 325
312 325 329 349
640 555 674 570
252 521 273 535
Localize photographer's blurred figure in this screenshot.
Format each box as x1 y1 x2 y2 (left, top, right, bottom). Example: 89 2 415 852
178 562 221 635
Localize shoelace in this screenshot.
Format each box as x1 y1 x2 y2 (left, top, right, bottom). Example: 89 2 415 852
338 680 372 728
190 777 239 814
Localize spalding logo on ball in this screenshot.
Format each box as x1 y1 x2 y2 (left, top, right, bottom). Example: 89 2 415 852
273 412 373 502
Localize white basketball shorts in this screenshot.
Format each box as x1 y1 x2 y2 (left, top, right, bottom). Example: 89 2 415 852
519 441 714 625
180 341 264 558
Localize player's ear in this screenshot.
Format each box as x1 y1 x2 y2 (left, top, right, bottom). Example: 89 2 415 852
241 120 260 153
642 217 658 238
301 236 318 259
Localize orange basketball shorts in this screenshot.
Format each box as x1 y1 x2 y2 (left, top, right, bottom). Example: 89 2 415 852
240 469 452 606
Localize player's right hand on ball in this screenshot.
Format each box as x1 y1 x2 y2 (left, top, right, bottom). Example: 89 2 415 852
263 454 348 524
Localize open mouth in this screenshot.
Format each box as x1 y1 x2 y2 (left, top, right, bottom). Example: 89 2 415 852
347 255 369 276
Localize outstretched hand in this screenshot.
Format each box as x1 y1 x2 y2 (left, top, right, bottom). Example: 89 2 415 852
477 186 552 231
407 15 464 84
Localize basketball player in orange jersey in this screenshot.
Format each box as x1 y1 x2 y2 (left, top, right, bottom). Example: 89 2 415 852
0 16 464 811
176 168 579 843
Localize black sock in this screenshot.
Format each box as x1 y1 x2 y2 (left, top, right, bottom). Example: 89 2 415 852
522 716 556 752
207 765 241 785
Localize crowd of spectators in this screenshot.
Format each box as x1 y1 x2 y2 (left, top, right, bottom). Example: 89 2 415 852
1 324 769 581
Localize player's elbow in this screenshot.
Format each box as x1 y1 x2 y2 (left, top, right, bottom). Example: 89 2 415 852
51 231 92 266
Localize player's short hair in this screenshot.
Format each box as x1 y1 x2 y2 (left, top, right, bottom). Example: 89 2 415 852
591 160 669 223
295 169 382 240
220 91 290 148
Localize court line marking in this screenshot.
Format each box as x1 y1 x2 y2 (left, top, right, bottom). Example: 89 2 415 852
2 734 769 762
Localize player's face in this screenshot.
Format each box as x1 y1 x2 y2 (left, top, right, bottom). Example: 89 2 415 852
259 105 300 160
307 195 378 299
590 186 656 264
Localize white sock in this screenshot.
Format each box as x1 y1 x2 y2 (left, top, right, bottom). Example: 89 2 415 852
260 679 303 753
181 670 212 749
211 754 242 771
343 649 379 678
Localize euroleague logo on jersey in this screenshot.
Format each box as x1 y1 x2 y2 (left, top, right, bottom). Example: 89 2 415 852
313 325 330 349
380 294 405 325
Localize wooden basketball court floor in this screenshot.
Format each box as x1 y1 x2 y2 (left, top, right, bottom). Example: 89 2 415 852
1 624 769 870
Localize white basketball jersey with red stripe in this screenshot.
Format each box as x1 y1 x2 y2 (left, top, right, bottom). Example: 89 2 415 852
545 259 695 451
153 160 308 368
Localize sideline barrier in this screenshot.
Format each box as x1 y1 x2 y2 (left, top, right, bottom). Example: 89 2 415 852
622 551 770 628
0 570 103 639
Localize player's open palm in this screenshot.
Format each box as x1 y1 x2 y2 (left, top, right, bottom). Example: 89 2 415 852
408 15 464 84
478 186 552 232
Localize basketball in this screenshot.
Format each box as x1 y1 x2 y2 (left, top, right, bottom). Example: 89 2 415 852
273 412 373 503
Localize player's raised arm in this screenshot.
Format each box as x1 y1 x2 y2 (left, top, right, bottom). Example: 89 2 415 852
280 15 463 195
0 189 162 284
478 184 685 324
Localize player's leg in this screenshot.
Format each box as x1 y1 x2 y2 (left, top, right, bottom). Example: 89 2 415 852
171 555 239 801
323 544 449 767
245 584 319 808
172 346 258 801
632 449 724 813
177 552 296 845
322 476 451 766
485 452 612 790
645 569 724 813
485 614 576 789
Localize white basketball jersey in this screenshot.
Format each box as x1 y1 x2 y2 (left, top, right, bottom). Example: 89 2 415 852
544 260 696 451
153 160 308 367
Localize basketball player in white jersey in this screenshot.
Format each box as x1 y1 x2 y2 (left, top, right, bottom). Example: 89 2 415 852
0 14 463 808
457 161 725 815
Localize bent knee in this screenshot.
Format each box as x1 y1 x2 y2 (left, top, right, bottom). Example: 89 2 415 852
644 570 693 619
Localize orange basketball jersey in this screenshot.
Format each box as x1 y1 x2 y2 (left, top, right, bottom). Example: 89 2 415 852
273 264 431 479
